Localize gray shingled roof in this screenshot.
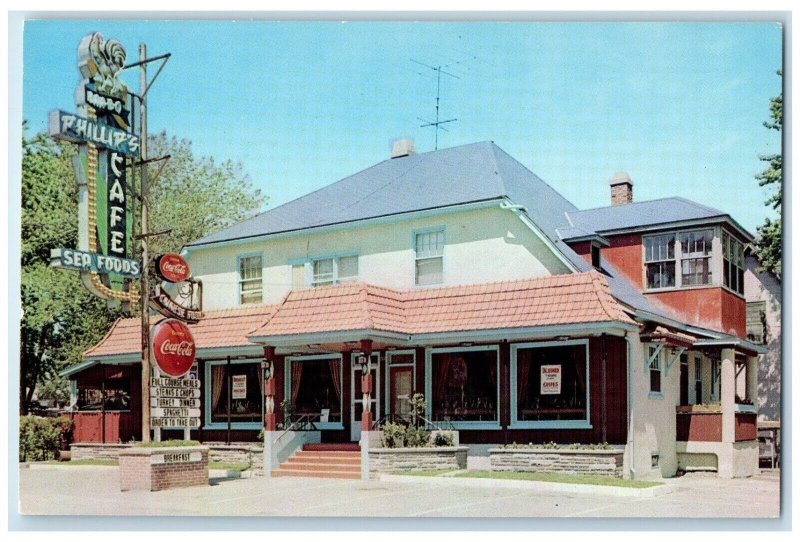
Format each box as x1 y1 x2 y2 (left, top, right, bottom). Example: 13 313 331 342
183 140 718 325
565 197 731 236
186 141 578 248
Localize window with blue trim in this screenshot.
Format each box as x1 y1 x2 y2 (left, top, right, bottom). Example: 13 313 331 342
209 362 262 424
238 255 262 304
430 348 497 422
515 343 588 422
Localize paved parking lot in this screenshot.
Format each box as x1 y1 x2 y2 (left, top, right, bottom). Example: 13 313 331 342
14 464 783 528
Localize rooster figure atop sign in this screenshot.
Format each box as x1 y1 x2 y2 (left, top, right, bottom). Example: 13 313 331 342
77 32 128 96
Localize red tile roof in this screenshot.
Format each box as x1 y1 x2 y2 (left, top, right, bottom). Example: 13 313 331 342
83 272 636 360
250 271 635 338
83 304 280 359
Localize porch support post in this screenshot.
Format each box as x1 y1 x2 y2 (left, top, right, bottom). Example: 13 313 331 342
360 339 373 432
720 348 736 444
263 346 276 432
746 355 758 407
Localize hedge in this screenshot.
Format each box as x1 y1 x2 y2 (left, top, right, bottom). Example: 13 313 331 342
19 416 73 462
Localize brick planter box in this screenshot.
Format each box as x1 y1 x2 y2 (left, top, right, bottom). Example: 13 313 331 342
119 446 209 491
489 447 625 478
368 447 468 477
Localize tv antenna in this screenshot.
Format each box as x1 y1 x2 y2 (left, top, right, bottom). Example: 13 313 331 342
412 59 460 150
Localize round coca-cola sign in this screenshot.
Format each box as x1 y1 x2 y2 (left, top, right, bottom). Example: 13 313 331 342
152 319 196 377
156 253 191 283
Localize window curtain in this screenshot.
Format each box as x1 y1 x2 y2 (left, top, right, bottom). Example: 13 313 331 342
211 365 226 414
328 359 342 405
517 353 531 405
434 355 453 404
291 361 303 404
573 349 586 395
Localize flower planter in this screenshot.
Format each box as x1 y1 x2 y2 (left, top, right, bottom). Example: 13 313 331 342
489 447 625 478
119 445 209 491
368 446 468 476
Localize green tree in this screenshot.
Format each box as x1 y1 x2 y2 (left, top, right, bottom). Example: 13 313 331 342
754 71 782 279
20 128 266 411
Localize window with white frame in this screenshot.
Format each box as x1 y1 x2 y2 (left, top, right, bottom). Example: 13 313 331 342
648 346 662 394
644 229 715 290
286 355 343 424
513 341 589 425
711 358 721 401
722 231 745 295
680 229 713 286
310 255 359 287
415 229 445 286
238 255 263 304
695 354 703 404
644 234 676 289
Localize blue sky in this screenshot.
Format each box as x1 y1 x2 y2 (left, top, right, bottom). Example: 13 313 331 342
20 19 783 233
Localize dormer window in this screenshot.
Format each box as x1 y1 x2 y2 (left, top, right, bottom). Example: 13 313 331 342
644 228 713 291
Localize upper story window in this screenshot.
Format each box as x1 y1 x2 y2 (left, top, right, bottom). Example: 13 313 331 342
292 255 359 289
238 254 262 304
415 228 445 286
591 243 602 269
746 300 768 344
722 231 745 295
644 234 676 289
644 229 713 290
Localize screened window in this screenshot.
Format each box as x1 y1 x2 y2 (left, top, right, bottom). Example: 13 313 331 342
310 255 359 287
210 363 262 424
76 380 131 411
722 231 745 295
746 301 768 344
649 346 662 394
711 359 721 401
415 229 445 285
644 234 676 289
680 229 713 286
515 342 588 422
430 348 498 422
238 255 263 304
288 357 343 423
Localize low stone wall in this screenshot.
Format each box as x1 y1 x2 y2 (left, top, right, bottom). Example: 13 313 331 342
71 443 131 461
119 446 209 491
490 448 625 478
70 442 263 472
368 447 468 477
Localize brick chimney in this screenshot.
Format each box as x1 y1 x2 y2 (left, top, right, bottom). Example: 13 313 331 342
609 171 633 205
391 138 416 159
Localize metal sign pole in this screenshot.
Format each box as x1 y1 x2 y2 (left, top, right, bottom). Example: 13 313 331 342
139 42 151 443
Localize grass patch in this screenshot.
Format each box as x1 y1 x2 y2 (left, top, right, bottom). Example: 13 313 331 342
454 470 662 488
133 440 200 448
45 459 119 467
209 462 250 472
391 469 457 477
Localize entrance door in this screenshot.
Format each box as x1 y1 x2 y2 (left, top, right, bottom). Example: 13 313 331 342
351 353 380 441
389 366 413 420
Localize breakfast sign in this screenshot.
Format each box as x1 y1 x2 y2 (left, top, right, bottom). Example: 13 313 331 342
48 32 141 305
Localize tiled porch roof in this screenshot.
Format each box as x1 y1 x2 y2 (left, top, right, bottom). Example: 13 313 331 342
249 271 636 339
83 304 280 360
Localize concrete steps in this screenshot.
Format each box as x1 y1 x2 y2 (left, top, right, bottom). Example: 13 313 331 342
272 445 361 479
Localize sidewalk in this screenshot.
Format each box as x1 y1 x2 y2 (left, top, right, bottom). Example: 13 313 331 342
16 463 782 519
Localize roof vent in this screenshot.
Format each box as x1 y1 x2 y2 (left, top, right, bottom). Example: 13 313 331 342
391 139 416 159
609 171 633 206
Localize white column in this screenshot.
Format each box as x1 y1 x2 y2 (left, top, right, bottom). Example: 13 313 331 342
746 356 758 406
721 348 736 444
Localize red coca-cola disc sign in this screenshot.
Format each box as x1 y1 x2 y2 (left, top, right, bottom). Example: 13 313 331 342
156 253 191 283
152 319 196 378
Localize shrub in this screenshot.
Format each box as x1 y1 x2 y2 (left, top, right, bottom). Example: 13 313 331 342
405 426 431 448
19 416 73 462
433 432 455 447
133 440 200 448
381 422 407 448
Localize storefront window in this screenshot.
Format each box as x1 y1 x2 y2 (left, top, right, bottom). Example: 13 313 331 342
288 357 343 423
210 363 262 424
76 380 131 411
514 342 588 423
430 347 498 423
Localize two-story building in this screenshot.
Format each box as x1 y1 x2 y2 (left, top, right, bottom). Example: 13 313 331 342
64 140 765 479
